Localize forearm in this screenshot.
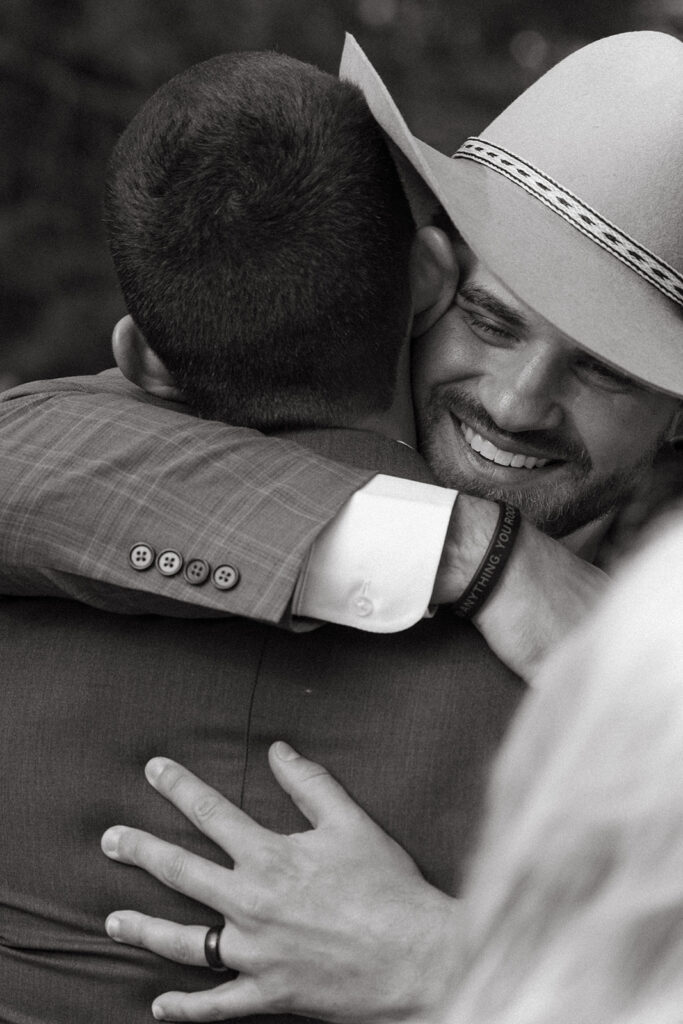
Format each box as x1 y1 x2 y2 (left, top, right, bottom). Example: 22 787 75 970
474 517 607 680
0 375 604 655
433 494 608 681
0 377 373 623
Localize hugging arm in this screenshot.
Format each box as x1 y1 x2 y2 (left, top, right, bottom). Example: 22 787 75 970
0 373 374 623
101 747 462 1024
436 500 608 679
0 371 606 668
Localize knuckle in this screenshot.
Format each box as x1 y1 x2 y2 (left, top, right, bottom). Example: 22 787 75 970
238 936 270 974
253 840 284 876
192 795 221 824
297 764 330 785
160 762 186 796
159 848 187 887
237 884 270 923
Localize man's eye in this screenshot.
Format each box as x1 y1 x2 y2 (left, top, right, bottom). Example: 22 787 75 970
460 309 514 342
574 355 637 392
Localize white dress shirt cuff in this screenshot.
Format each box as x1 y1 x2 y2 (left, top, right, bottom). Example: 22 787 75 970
292 474 457 632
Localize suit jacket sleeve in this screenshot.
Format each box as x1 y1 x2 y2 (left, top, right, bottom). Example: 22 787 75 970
0 371 374 622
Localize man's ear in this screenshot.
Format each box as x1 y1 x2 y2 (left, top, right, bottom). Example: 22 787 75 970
409 226 459 338
111 315 186 403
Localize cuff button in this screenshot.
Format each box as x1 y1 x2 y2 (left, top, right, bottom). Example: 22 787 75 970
352 595 374 617
129 543 155 571
184 558 211 586
212 565 240 591
156 550 183 577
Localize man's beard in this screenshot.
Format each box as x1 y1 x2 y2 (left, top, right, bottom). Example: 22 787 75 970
418 387 658 538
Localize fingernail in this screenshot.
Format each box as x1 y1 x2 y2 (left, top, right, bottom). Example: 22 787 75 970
105 914 121 939
273 740 298 761
152 1002 166 1020
145 757 170 784
101 826 123 858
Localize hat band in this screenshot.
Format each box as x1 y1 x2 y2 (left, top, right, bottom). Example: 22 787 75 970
453 137 683 309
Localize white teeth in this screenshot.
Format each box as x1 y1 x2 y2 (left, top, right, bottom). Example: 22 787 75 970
479 439 498 461
460 422 549 469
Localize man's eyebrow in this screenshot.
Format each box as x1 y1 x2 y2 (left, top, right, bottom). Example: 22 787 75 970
458 284 529 333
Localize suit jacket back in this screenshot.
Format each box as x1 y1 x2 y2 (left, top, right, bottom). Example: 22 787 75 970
0 428 524 1024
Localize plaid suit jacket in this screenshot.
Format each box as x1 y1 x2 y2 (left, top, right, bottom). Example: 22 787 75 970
0 369 373 621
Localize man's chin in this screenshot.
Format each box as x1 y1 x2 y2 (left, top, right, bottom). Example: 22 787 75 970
464 481 600 538
422 440 573 534
418 407 651 539
423 440 634 539
467 474 634 539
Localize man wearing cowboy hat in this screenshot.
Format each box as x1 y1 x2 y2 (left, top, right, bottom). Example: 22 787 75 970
83 29 683 1022
0 28 680 1023
0 33 679 657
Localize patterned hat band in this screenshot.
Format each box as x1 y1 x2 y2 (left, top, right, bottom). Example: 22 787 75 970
453 137 683 309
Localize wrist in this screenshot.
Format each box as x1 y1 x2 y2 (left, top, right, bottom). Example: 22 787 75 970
452 503 521 618
473 519 608 680
401 890 465 1024
431 495 502 605
472 517 543 677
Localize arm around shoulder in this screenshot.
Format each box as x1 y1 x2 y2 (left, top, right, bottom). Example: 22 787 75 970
0 374 374 623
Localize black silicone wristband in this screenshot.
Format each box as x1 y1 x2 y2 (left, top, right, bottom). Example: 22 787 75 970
453 502 521 619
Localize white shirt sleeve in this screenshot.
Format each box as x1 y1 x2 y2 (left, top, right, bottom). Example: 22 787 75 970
292 474 457 632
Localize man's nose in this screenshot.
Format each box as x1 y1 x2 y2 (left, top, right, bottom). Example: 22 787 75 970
479 346 565 433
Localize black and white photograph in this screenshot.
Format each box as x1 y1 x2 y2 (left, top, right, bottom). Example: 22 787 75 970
1 2 682 1021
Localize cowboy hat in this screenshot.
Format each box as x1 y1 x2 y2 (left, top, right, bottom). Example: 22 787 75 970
340 32 683 398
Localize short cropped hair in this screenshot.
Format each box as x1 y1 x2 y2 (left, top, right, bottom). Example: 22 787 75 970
449 511 683 1024
104 51 414 429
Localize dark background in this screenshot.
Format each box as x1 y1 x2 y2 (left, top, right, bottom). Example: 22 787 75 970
1 0 681 388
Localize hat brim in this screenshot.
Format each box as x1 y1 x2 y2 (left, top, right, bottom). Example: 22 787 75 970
340 35 683 399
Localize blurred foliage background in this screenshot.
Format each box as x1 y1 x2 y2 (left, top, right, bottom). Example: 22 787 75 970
0 0 681 388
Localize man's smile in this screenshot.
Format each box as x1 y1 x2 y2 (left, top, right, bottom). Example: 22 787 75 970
445 413 570 487
459 421 551 470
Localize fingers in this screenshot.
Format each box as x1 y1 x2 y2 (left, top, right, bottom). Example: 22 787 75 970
144 758 274 862
101 826 233 912
268 741 370 830
151 977 267 1022
105 911 251 974
105 912 207 968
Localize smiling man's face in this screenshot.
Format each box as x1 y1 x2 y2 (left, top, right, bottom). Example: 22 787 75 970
413 244 679 537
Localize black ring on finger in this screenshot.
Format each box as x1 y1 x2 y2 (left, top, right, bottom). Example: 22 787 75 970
204 924 228 972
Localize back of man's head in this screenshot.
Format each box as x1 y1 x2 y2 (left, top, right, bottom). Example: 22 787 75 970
104 51 414 429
